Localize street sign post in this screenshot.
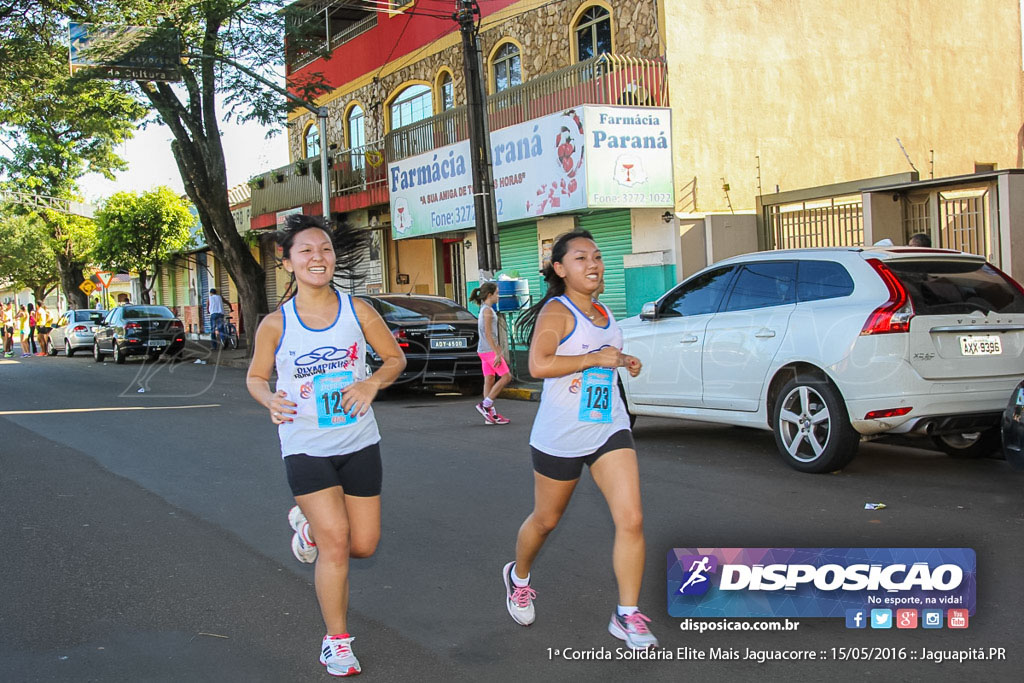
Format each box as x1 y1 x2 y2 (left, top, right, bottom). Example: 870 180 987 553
95 271 114 289
78 280 96 296
69 23 182 82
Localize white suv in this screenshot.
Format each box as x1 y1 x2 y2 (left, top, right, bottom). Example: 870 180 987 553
618 247 1024 473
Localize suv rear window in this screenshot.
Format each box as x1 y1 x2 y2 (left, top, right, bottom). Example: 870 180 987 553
371 297 476 322
886 260 1024 315
797 261 854 302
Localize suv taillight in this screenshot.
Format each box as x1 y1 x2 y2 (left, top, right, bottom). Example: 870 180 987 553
861 259 914 335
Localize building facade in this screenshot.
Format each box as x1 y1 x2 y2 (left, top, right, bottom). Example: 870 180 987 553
252 0 676 321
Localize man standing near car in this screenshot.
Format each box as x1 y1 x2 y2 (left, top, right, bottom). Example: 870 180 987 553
208 288 229 350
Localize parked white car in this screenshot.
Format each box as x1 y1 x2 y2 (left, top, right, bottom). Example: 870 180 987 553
48 309 106 356
618 247 1024 473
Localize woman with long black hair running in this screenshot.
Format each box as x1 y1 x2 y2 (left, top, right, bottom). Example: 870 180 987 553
501 229 658 649
247 214 406 677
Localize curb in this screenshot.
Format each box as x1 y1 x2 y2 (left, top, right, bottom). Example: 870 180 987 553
500 386 541 402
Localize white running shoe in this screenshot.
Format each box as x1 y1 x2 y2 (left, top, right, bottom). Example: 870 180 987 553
291 530 318 563
502 561 536 626
288 505 306 532
320 634 361 677
608 610 659 649
288 506 317 563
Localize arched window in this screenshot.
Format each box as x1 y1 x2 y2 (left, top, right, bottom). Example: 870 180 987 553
492 42 521 93
304 122 320 158
439 71 454 111
347 105 365 150
575 6 612 61
347 104 366 172
389 84 432 130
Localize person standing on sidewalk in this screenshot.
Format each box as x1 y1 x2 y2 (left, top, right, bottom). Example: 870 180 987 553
24 303 38 357
35 302 53 356
246 214 406 677
500 229 658 650
2 301 14 357
208 288 228 350
469 282 511 425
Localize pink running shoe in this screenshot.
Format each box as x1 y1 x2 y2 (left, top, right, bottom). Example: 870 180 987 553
488 407 510 425
476 402 496 425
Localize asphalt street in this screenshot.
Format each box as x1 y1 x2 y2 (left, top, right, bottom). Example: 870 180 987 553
1 353 1022 682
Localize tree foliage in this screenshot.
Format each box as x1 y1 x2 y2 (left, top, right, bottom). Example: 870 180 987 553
93 186 194 302
0 0 145 308
77 0 330 345
0 210 62 301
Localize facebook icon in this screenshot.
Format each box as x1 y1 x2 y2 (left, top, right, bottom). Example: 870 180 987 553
845 609 867 629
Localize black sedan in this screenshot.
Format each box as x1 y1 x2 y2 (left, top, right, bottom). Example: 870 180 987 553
357 294 484 388
93 305 186 364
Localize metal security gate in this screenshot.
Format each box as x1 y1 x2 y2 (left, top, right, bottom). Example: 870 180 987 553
577 209 632 319
765 196 864 249
197 252 209 333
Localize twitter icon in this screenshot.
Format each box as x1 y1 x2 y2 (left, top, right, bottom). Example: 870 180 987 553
870 609 893 629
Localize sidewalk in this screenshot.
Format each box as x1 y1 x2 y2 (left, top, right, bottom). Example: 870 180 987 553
184 340 542 401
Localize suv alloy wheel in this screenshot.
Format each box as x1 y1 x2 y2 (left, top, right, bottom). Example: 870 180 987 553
772 373 859 473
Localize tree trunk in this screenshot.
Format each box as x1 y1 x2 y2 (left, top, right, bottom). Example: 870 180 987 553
140 59 271 357
54 248 88 309
139 269 152 304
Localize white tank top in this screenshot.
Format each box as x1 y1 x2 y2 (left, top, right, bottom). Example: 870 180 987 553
275 290 380 458
529 295 631 458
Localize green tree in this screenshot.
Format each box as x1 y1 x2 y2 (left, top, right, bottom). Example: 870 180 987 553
80 0 330 348
93 186 194 304
0 1 146 308
0 211 62 302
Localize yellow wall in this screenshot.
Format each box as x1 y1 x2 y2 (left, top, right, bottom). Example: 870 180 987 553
664 0 1024 212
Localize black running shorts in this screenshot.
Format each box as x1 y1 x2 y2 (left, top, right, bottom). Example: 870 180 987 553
530 429 635 481
284 442 382 497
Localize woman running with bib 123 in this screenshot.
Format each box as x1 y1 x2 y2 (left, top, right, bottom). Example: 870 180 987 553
501 229 658 649
246 215 406 677
469 282 511 425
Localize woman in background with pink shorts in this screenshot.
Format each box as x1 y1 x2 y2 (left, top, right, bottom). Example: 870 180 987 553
470 282 512 425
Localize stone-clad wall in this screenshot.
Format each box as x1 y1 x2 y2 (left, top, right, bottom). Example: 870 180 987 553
288 0 661 160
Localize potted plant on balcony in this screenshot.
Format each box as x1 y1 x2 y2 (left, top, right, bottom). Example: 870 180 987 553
312 155 333 182
294 159 309 176
271 171 285 184
248 176 265 190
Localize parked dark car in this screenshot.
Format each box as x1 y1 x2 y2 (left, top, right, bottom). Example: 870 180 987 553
93 305 186 364
356 294 483 387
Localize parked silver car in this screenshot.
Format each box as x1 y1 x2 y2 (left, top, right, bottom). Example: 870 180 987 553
48 309 106 356
619 247 1024 473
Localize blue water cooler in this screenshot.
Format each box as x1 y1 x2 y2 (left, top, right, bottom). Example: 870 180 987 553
495 278 529 312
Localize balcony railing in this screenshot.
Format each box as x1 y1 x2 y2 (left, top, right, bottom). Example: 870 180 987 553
253 54 667 218
387 54 668 162
290 12 377 72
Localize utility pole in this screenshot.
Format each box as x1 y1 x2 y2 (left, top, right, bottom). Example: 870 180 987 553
454 0 500 278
